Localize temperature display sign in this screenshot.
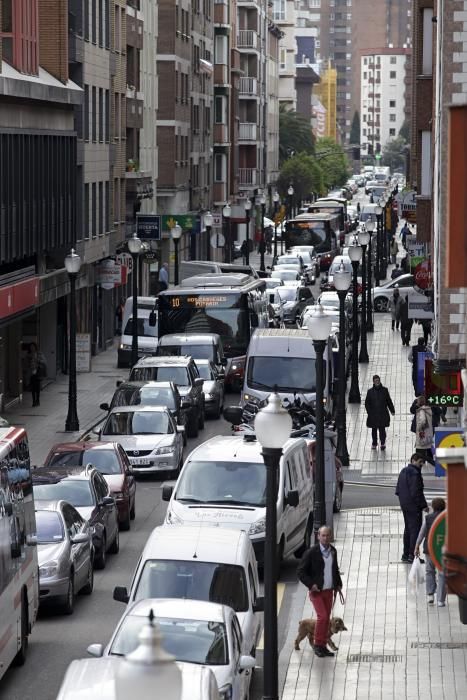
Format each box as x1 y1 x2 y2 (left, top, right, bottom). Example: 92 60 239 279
425 360 464 407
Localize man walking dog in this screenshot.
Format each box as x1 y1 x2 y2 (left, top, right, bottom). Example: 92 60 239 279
297 526 343 657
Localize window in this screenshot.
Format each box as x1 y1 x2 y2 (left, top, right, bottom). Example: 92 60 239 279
105 89 110 142
0 0 39 75
362 114 367 122
279 47 286 70
105 181 110 232
99 88 104 141
214 153 226 182
84 0 89 40
389 100 396 108
389 71 396 79
363 128 367 136
389 128 396 136
92 86 97 142
215 34 228 64
84 84 90 140
273 0 286 21
104 0 110 47
84 183 90 238
91 0 97 43
421 130 432 196
215 95 227 124
422 8 433 74
364 58 367 65
92 182 97 237
99 182 104 234
98 0 103 46
363 72 367 79
390 56 396 64
389 114 396 122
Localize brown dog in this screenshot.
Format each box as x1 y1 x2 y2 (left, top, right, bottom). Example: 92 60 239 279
294 616 348 652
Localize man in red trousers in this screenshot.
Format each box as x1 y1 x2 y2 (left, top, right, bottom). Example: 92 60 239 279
297 526 344 657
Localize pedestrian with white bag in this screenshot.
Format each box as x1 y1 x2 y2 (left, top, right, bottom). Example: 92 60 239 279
414 498 447 606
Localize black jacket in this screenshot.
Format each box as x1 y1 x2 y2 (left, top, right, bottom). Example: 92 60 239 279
395 463 428 512
297 544 343 591
410 343 426 380
365 385 395 428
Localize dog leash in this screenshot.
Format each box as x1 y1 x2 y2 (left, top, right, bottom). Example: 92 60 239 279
333 589 345 608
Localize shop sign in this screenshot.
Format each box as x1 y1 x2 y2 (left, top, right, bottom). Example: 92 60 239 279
408 291 433 319
414 259 432 290
97 260 122 290
76 333 91 373
136 214 161 241
434 429 464 477
161 215 196 233
116 252 133 273
0 277 39 321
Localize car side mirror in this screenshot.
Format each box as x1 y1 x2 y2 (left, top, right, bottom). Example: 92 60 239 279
113 586 129 604
223 405 243 426
286 490 299 508
26 534 38 547
253 596 264 613
181 399 192 409
239 655 256 671
162 484 174 501
87 643 104 658
102 496 115 507
176 425 185 434
148 310 157 327
194 378 204 388
116 380 123 388
71 532 90 545
100 402 110 412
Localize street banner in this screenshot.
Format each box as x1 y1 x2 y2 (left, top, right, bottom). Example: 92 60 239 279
434 428 464 477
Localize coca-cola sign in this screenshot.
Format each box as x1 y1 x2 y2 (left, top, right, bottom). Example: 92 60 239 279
414 259 432 290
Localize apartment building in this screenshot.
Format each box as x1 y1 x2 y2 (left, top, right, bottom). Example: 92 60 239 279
272 0 296 109
0 0 81 405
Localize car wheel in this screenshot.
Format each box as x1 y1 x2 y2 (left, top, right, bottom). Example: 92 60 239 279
187 414 199 438
294 515 313 558
13 595 29 666
62 575 75 615
374 296 388 312
81 559 94 595
333 484 343 513
109 527 120 554
94 533 107 570
119 501 131 531
130 498 136 520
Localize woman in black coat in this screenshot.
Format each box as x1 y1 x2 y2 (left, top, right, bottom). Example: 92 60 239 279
365 375 396 450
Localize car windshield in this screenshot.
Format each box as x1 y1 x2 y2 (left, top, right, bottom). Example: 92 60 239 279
136 387 176 409
130 366 189 385
272 270 297 281
135 560 249 612
123 318 157 338
158 344 214 361
35 510 65 544
247 355 317 393
196 364 214 380
110 616 228 665
103 411 171 435
47 449 122 475
320 297 339 309
277 287 297 302
34 480 94 507
176 459 268 506
277 257 300 266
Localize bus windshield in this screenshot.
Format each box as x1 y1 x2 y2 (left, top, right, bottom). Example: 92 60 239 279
284 218 337 253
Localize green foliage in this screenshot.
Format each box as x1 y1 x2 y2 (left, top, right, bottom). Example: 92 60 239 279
277 153 325 204
382 136 407 172
349 111 360 145
279 105 314 165
314 138 351 190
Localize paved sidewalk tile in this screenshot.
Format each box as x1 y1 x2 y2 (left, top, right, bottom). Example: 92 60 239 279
282 508 467 700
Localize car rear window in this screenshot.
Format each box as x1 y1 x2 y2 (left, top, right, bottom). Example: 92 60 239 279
48 449 121 475
34 480 94 507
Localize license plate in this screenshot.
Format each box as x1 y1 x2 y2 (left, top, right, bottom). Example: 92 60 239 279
130 458 151 465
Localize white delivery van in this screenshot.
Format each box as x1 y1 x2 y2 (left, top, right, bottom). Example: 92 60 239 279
163 434 314 569
112 525 263 658
241 328 333 413
56 657 220 700
118 296 158 367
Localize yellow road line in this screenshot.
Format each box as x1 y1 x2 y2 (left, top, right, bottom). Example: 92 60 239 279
256 582 286 651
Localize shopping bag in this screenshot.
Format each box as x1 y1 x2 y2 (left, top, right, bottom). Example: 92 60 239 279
408 556 425 594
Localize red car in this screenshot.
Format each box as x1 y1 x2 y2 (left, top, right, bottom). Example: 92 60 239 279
44 442 136 530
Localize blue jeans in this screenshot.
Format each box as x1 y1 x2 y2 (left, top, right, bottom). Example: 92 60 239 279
425 554 446 602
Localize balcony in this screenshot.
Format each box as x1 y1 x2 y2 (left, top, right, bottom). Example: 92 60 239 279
239 168 259 186
214 124 230 145
239 77 258 96
125 168 154 201
126 7 143 49
214 63 229 85
237 30 258 49
214 1 229 26
127 96 144 129
239 122 257 141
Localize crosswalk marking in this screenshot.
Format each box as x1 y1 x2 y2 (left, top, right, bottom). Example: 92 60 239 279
256 582 286 651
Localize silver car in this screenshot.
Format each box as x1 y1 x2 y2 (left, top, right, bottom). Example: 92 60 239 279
195 359 225 419
36 500 94 614
99 406 185 477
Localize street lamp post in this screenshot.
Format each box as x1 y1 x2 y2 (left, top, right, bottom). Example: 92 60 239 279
204 211 213 262
64 249 81 432
358 228 370 363
222 204 231 263
273 191 280 261
244 199 252 265
333 261 352 466
348 238 363 403
254 394 292 700
287 184 294 220
171 222 182 286
259 194 266 272
375 204 383 286
115 611 182 700
366 221 375 332
307 304 333 538
128 233 142 369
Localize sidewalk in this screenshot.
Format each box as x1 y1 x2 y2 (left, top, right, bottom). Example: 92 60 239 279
281 508 467 700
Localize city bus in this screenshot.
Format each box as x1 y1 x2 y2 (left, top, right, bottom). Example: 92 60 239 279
306 198 348 244
0 426 39 679
284 212 340 270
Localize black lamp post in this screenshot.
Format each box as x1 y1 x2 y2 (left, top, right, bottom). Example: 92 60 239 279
204 211 213 262
222 204 231 263
287 184 294 220
171 221 182 286
366 221 375 332
128 233 143 368
64 249 82 432
254 394 292 700
244 199 252 265
273 191 280 261
307 304 333 539
333 261 352 466
259 194 266 272
358 228 370 363
375 204 383 286
348 237 363 403
378 200 387 280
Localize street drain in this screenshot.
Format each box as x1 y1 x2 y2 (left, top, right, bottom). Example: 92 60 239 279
347 654 403 663
411 642 467 649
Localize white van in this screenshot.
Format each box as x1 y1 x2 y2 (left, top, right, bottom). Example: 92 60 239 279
241 328 333 413
112 525 263 658
163 434 314 568
56 657 220 700
156 332 226 372
118 296 158 367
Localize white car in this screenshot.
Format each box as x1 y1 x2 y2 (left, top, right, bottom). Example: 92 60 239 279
87 599 255 700
270 269 301 283
371 273 418 312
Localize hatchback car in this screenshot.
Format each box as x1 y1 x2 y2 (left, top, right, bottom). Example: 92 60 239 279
36 500 94 614
194 359 225 419
129 356 205 437
87 599 256 700
44 442 136 531
33 466 119 569
99 406 185 477
277 285 315 324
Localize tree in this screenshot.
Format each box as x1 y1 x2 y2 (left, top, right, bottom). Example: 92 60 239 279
382 136 406 172
314 138 350 190
349 111 360 145
277 153 325 205
398 119 410 142
279 105 314 165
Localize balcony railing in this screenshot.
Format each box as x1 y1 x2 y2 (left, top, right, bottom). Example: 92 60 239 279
237 30 258 49
238 168 258 186
239 77 258 96
239 122 257 140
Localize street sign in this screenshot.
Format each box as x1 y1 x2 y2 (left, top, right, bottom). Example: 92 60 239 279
136 214 161 240
96 259 123 290
434 429 464 476
211 233 225 249
116 252 133 272
427 510 446 572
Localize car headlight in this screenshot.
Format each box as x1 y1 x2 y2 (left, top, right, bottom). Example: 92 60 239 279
219 685 233 700
166 510 183 524
39 561 59 578
155 446 174 455
249 517 266 535
119 343 131 350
